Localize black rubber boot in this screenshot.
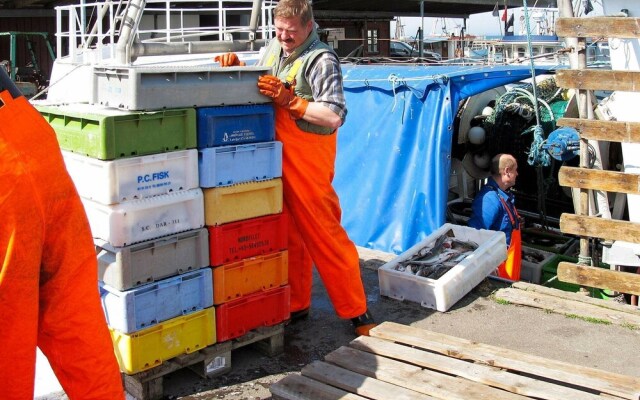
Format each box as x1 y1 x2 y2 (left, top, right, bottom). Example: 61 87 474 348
289 308 310 322
351 309 377 336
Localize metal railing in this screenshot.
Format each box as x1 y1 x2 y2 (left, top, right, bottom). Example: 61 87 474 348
55 0 276 64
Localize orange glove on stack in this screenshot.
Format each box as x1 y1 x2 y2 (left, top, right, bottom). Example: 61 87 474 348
214 52 246 67
257 75 308 119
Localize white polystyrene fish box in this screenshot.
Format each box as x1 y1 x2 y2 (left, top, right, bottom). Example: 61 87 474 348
378 223 507 312
63 149 199 205
81 188 205 247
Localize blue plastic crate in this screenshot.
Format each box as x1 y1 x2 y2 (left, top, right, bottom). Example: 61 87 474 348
199 141 282 188
196 104 275 148
100 268 213 334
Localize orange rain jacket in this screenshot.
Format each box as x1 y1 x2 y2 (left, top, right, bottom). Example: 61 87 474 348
0 86 124 399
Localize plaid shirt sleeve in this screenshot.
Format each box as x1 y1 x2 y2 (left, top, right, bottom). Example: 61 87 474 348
306 52 348 122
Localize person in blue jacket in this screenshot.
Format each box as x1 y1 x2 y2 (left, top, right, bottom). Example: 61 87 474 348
468 153 522 280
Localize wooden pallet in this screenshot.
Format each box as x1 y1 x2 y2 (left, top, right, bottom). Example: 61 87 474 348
125 323 285 400
495 282 640 329
270 321 640 400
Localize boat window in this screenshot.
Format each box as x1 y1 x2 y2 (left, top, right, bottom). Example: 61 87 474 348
517 47 526 57
367 29 379 54
544 47 555 55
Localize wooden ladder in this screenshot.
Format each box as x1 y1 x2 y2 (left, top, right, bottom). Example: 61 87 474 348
554 13 640 299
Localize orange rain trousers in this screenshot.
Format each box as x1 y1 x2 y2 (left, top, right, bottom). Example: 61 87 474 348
274 107 367 319
0 90 124 399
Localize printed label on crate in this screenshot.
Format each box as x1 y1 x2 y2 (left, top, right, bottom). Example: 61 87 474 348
63 149 198 204
208 213 287 266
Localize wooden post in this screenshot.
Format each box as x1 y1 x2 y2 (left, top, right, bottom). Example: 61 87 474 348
557 0 591 267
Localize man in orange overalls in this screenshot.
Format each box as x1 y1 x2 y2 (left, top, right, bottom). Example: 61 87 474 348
468 153 522 280
0 70 124 399
216 0 376 336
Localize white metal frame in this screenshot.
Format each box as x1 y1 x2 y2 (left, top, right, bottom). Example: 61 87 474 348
55 0 277 64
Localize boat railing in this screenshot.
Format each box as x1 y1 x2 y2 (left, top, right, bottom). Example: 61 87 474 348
54 0 277 65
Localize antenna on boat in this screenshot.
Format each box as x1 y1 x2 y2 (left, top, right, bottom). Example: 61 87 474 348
395 16 405 39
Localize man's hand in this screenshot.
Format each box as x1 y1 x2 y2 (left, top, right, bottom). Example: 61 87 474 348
257 75 293 107
214 53 246 67
257 75 308 119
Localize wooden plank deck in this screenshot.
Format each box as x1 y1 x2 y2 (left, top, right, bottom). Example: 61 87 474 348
270 321 640 400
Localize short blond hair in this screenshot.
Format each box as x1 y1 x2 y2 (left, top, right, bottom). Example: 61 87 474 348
274 0 314 25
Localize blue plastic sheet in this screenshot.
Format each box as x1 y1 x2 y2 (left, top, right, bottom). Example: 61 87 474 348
334 64 553 254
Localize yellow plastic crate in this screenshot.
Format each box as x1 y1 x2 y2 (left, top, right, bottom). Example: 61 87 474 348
111 307 216 375
203 179 282 225
213 250 288 305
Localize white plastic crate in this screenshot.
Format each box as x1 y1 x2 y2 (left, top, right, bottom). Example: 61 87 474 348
63 149 198 205
82 188 205 247
97 228 209 291
378 223 507 312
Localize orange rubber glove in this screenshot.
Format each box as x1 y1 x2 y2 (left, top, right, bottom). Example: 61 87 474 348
214 53 246 67
257 75 308 119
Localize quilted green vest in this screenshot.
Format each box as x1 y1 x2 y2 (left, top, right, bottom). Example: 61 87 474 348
261 29 337 134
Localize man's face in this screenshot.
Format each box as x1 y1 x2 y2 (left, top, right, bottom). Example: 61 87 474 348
505 162 518 188
275 16 313 54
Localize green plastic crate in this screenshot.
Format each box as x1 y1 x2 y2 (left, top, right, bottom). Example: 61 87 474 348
36 104 197 160
541 254 611 299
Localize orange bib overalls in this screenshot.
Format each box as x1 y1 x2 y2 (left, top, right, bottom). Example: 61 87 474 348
274 106 367 319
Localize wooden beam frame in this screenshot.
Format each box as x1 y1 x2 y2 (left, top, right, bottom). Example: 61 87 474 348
558 262 640 296
560 214 640 243
558 117 640 143
556 17 640 39
556 69 640 91
559 166 640 194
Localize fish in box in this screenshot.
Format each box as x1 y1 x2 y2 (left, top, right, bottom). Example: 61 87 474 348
378 223 507 312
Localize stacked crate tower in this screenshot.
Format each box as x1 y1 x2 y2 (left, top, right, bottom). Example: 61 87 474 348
34 64 290 376
197 103 290 342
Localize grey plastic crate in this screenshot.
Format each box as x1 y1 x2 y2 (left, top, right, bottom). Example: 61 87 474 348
97 228 209 291
92 65 271 111
521 246 556 284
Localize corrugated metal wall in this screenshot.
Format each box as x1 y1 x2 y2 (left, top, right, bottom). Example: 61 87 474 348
0 15 56 82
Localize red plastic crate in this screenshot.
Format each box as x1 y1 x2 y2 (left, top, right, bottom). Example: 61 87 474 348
208 213 287 266
213 250 288 305
215 286 290 342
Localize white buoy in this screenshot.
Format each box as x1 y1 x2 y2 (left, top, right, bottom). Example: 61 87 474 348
482 106 494 116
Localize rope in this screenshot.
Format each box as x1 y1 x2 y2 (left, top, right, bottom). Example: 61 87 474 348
388 73 402 112
522 0 550 167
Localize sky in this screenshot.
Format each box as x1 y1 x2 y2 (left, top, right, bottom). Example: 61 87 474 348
391 2 604 39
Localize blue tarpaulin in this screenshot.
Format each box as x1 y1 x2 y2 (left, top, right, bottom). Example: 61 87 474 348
334 64 553 254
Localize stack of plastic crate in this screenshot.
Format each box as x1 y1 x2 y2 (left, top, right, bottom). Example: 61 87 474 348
35 104 215 374
197 104 291 342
